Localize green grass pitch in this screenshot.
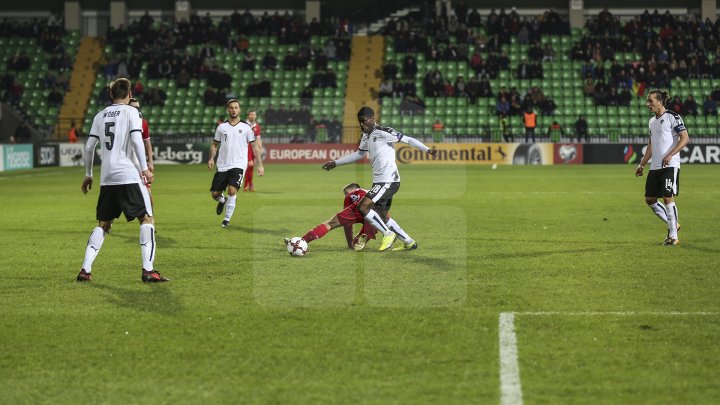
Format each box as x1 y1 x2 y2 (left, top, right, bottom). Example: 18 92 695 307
0 163 718 403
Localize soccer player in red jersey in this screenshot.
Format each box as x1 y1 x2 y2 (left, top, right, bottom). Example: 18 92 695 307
286 183 380 251
244 110 262 191
129 98 154 207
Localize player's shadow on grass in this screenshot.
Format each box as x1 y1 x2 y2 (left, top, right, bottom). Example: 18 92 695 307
90 283 184 315
112 233 178 247
481 247 603 260
385 254 458 270
228 225 289 235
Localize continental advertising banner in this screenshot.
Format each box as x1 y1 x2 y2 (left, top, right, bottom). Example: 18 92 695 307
584 144 720 164
2 144 33 171
263 143 554 165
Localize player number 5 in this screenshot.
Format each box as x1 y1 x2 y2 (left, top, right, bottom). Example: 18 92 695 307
104 122 115 151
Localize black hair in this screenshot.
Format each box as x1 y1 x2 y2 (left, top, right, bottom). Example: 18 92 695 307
342 183 361 193
357 107 374 117
226 98 240 108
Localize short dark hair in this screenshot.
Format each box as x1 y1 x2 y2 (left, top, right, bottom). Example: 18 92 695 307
226 98 240 108
342 183 361 194
357 107 374 117
109 78 131 101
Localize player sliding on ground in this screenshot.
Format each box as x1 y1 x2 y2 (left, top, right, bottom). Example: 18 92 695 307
322 107 437 251
285 183 382 251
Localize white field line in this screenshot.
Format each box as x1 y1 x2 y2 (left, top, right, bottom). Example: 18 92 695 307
499 312 523 405
498 311 719 404
0 171 64 181
515 311 720 316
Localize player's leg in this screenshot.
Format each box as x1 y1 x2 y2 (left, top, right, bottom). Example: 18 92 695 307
387 218 417 250
78 186 118 281
645 169 669 223
299 215 343 245
121 183 168 281
222 168 244 227
210 172 227 216
661 168 680 245
244 165 254 191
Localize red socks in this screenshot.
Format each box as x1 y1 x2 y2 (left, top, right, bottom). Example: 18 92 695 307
302 224 329 243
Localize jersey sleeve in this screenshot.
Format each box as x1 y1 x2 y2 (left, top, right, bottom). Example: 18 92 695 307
382 126 404 143
129 108 143 135
343 193 352 208
89 114 102 139
213 124 223 142
246 125 257 143
358 135 368 151
670 114 686 135
254 123 261 136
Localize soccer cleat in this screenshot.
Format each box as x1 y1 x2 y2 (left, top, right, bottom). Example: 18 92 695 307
216 199 225 215
221 220 230 228
142 270 169 283
392 241 418 251
76 269 92 282
663 237 680 246
353 234 368 251
378 233 396 252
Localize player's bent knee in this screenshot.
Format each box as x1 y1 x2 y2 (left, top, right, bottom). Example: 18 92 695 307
661 189 674 198
645 197 657 205
100 221 113 233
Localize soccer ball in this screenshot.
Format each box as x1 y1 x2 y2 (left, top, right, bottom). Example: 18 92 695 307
287 237 308 257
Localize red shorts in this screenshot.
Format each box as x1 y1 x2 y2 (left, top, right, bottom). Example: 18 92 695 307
336 204 364 226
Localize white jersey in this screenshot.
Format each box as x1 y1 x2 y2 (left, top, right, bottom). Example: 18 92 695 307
359 125 404 183
648 111 686 170
214 120 256 172
89 103 144 185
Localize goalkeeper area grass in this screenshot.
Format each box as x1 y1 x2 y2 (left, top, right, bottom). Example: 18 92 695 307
0 163 718 403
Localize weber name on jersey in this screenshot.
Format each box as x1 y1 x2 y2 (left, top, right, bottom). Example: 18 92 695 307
214 120 256 172
648 111 686 170
359 126 406 183
88 104 146 185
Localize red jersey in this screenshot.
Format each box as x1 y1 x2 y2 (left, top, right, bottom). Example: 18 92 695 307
343 188 367 210
141 118 150 140
247 121 261 160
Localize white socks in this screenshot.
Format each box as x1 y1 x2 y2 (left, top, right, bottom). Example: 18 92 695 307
365 209 393 236
665 202 678 238
214 193 226 204
387 218 413 244
140 223 156 271
81 227 105 272
649 202 668 222
224 195 237 222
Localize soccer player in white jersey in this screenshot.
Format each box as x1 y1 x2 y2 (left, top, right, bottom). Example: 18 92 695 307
322 107 437 251
77 78 168 282
208 99 264 227
635 89 689 246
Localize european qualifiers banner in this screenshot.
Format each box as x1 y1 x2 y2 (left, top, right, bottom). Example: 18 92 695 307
583 143 720 164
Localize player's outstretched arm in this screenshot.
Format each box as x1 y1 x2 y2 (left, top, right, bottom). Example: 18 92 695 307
400 135 437 159
208 141 219 170
322 150 367 171
251 141 264 176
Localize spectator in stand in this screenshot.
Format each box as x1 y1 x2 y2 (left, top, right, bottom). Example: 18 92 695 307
242 51 256 71
432 119 444 141
402 55 417 79
516 58 531 79
683 95 698 116
496 96 510 116
546 120 564 142
670 95 683 113
575 115 589 142
499 112 512 142
48 87 63 107
378 79 393 100
300 86 313 108
261 51 277 70
703 95 718 116
176 68 190 88
14 123 31 143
